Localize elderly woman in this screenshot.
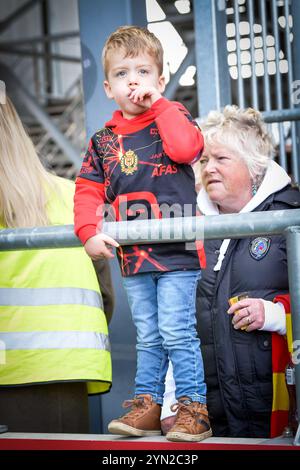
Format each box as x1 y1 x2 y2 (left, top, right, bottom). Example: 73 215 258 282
162 105 300 438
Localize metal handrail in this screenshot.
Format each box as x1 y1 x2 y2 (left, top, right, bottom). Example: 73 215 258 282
0 209 299 250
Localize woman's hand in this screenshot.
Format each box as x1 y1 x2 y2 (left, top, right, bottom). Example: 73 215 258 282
84 233 119 261
228 298 265 332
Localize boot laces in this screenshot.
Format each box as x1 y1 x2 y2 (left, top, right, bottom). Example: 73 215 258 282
121 396 149 420
170 402 205 427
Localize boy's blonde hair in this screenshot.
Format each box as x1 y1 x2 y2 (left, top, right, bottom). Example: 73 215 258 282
102 25 164 78
201 105 275 185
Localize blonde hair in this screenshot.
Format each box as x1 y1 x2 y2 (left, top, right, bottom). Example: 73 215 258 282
102 25 164 78
0 96 57 227
201 105 275 185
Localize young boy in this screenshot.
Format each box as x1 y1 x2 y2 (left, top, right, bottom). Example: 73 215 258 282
74 26 211 442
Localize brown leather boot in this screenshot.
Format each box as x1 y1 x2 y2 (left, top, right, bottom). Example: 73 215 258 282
108 394 161 437
166 397 212 442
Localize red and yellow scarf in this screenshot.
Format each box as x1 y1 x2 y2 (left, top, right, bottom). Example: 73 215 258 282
271 294 292 437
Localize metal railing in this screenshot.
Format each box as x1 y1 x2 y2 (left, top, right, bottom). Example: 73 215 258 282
230 0 299 174
0 209 300 445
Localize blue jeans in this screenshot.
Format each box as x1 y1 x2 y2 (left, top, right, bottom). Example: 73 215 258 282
122 270 206 405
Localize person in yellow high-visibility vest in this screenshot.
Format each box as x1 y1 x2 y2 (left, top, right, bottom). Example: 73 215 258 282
0 96 112 433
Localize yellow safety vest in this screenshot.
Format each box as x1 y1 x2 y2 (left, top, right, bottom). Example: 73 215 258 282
0 177 111 394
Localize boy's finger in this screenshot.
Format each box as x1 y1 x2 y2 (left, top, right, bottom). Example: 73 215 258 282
101 234 120 247
102 247 115 258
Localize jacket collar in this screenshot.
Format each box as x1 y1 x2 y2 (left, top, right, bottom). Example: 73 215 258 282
197 160 291 273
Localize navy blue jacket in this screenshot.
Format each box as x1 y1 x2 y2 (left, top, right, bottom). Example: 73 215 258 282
196 185 300 437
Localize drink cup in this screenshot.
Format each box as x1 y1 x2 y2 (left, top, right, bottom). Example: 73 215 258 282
228 292 249 331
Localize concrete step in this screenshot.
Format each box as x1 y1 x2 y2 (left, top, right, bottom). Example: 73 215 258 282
0 432 297 450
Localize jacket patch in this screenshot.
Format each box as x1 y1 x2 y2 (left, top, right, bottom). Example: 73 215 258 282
249 237 271 260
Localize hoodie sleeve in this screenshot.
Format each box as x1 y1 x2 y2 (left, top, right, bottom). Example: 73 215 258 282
74 136 106 244
151 97 204 164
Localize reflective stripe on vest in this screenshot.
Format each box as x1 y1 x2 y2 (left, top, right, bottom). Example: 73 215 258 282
0 287 103 309
0 331 110 351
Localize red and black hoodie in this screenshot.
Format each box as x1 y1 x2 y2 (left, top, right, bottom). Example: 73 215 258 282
74 97 204 276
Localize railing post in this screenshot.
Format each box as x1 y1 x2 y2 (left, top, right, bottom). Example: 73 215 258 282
285 226 300 445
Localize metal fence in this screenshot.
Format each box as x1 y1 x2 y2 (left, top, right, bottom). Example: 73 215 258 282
0 210 300 444
194 0 300 184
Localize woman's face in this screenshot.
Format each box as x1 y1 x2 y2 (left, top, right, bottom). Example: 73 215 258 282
199 143 252 213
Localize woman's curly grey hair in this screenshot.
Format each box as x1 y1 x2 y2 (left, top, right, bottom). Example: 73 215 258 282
201 105 275 185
